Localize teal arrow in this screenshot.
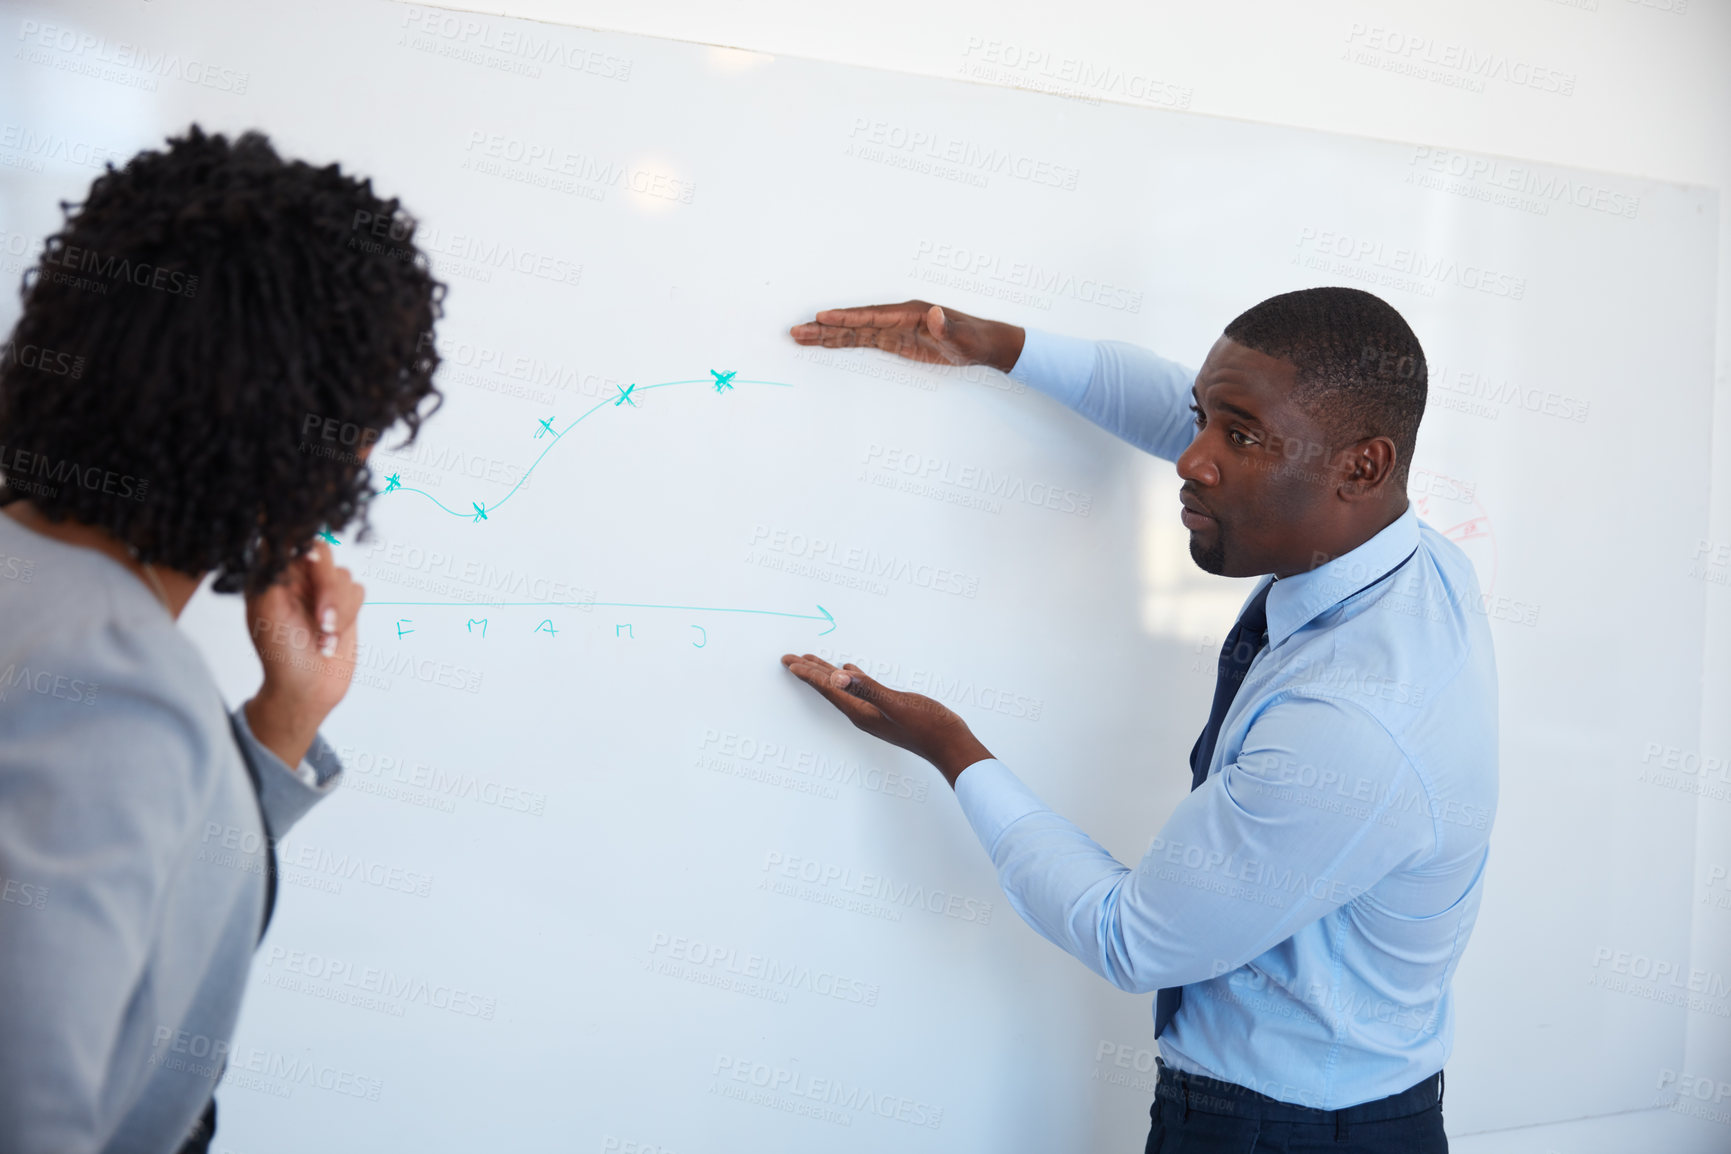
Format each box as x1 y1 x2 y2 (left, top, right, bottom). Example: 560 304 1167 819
363 599 837 635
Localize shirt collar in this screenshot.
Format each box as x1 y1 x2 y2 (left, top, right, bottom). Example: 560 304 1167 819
1263 504 1421 650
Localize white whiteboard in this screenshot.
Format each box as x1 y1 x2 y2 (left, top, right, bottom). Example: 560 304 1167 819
0 0 1718 1149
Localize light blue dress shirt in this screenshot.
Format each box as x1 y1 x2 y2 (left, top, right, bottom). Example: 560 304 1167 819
954 328 1499 1110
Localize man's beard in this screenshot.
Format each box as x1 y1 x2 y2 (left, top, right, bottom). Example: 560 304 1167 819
1189 528 1227 575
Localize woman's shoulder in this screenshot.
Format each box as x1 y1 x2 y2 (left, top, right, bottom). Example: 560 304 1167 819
0 516 227 781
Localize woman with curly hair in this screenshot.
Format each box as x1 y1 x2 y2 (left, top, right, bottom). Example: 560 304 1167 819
0 126 445 1154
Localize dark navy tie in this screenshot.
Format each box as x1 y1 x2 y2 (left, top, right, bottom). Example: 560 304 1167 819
1154 578 1273 1039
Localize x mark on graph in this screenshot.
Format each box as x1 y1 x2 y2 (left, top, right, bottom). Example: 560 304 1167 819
710 369 736 393
614 383 638 407
535 416 557 438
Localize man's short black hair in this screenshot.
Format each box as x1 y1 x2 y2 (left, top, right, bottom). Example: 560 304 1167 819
1222 286 1425 484
0 124 445 595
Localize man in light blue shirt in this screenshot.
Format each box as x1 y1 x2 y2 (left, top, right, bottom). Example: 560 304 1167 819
783 287 1496 1153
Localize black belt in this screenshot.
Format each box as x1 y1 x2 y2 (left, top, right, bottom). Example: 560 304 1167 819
1154 1058 1442 1138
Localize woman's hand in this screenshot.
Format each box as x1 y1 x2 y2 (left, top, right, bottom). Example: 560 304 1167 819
243 544 365 769
780 653 994 788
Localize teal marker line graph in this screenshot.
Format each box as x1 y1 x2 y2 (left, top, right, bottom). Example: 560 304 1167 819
379 374 793 522
363 599 836 634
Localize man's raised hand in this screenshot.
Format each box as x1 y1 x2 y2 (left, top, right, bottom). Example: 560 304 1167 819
780 652 994 788
788 300 1025 374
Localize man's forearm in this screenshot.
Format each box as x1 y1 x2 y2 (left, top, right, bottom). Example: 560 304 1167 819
931 732 996 789
1011 330 1198 462
979 321 1026 374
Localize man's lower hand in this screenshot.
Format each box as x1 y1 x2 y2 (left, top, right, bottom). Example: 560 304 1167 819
780 653 993 788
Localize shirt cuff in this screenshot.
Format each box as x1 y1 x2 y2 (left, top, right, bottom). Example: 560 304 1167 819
1008 326 1098 410
228 705 343 834
953 758 1051 859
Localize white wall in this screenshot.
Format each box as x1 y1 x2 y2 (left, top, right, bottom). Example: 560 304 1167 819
421 0 1731 1140
390 1 1731 1146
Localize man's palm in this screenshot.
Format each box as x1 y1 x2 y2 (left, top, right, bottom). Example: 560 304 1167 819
789 300 1019 370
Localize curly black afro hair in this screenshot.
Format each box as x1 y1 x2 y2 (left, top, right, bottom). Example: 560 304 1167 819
0 124 444 594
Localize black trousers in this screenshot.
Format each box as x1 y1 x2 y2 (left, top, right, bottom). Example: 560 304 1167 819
1144 1058 1447 1153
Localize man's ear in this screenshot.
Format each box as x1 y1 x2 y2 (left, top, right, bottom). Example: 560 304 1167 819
1336 436 1399 500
